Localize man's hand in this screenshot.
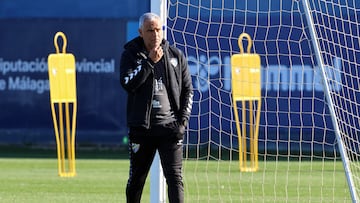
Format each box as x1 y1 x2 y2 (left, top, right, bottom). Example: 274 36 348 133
174 121 186 140
148 46 163 63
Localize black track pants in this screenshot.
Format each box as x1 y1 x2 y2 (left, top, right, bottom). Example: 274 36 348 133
126 125 184 203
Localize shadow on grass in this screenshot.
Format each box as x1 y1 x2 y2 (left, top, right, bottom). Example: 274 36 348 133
0 145 129 159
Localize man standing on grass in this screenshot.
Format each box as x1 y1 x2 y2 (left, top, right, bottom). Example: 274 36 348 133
120 12 193 203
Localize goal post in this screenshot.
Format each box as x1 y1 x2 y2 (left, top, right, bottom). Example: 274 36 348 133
150 1 167 203
302 0 359 201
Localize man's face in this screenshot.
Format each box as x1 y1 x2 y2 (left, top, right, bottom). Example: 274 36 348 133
139 18 163 51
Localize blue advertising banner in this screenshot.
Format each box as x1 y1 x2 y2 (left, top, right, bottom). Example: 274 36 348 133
0 19 128 145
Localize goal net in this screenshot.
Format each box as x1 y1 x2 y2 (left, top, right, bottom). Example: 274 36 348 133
165 0 360 202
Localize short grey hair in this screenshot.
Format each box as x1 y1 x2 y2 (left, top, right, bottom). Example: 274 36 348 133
139 12 161 29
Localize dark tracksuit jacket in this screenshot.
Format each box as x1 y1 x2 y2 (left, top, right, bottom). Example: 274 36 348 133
120 36 193 130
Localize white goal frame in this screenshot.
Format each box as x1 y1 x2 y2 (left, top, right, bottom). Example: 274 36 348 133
150 1 168 203
302 0 358 201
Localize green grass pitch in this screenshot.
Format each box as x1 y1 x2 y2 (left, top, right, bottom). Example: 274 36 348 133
0 158 351 202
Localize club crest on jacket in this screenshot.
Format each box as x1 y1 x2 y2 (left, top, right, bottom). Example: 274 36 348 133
170 58 178 67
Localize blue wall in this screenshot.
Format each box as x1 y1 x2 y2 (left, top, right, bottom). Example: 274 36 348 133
0 0 149 18
1 0 357 154
0 0 149 146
